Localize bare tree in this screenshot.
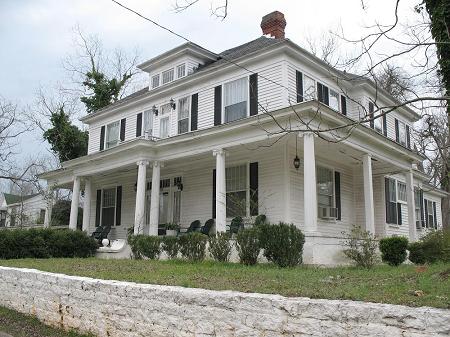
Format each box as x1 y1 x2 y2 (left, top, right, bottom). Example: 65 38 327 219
173 0 229 19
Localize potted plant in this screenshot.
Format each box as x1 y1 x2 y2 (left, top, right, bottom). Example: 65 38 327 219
165 223 180 236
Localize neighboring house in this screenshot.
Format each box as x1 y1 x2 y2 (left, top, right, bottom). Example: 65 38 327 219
0 193 48 228
40 12 447 264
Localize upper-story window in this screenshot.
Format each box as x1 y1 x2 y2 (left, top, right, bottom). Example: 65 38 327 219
397 120 407 146
177 64 186 79
303 75 315 101
151 74 160 89
178 96 190 134
374 111 384 134
162 69 174 85
159 103 171 138
143 109 153 137
329 89 339 111
224 77 248 123
106 121 120 149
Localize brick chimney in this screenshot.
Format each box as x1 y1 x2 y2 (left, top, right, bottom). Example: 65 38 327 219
260 11 286 39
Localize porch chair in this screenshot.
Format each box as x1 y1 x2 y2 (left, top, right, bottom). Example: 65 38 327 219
227 216 244 235
178 220 201 236
254 214 267 226
200 218 214 236
91 225 112 244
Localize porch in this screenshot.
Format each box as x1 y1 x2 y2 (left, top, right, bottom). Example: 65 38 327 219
41 102 423 264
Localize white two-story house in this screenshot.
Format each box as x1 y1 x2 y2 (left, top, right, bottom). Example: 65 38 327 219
40 11 446 264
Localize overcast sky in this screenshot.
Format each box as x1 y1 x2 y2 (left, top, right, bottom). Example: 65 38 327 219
0 0 420 171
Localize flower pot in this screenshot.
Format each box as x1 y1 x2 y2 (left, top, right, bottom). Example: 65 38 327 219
166 229 177 237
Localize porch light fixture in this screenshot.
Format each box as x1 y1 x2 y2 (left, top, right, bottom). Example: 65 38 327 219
169 98 176 110
293 133 300 170
152 105 158 116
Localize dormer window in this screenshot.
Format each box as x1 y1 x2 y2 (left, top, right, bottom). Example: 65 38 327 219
177 64 186 78
162 69 174 85
151 75 160 89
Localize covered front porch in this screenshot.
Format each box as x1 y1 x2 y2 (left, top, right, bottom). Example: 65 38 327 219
41 102 424 264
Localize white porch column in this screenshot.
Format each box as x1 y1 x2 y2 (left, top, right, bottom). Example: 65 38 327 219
82 178 92 232
405 169 417 241
362 154 375 234
214 149 226 232
303 132 317 232
69 176 81 231
43 187 53 228
149 161 161 236
134 160 148 235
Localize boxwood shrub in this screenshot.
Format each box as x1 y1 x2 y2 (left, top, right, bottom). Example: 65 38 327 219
408 229 450 264
258 222 305 267
208 232 232 262
379 236 408 266
236 227 260 265
179 232 207 262
0 228 98 259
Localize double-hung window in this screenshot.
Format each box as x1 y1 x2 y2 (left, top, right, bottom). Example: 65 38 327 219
101 187 116 226
303 75 316 101
151 75 160 89
105 121 120 149
414 188 423 228
317 166 334 207
159 103 171 138
0 211 5 227
143 109 153 137
177 64 186 78
329 89 339 111
425 199 437 229
162 69 174 84
397 182 407 202
398 120 407 146
178 97 190 134
374 111 384 134
385 177 403 225
224 77 248 123
226 164 247 218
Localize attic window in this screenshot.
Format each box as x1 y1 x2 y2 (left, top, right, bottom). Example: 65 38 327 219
162 69 174 84
177 64 186 78
152 75 160 89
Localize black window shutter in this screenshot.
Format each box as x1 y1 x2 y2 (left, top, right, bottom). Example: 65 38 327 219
335 171 341 220
136 113 142 137
369 102 374 129
420 190 425 227
99 126 105 151
397 203 402 225
395 119 399 142
424 199 429 228
406 125 411 148
340 96 347 115
212 169 216 218
120 118 126 142
191 93 198 131
296 71 303 103
115 186 122 226
249 73 258 116
95 189 101 227
214 86 222 126
385 178 391 223
433 202 437 229
317 83 323 103
249 162 258 216
383 115 387 136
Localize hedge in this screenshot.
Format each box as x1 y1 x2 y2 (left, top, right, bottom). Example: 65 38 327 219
0 228 98 259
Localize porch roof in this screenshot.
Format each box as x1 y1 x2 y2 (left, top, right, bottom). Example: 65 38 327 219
40 100 424 185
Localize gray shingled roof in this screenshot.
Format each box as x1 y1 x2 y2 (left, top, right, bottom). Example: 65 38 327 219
3 193 39 205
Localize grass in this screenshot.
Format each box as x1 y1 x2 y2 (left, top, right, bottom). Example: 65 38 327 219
0 306 93 337
0 258 449 309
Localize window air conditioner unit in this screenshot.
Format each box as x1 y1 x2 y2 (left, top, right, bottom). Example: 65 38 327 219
318 207 338 219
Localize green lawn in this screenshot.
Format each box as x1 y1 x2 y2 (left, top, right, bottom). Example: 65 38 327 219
0 306 93 337
0 258 449 309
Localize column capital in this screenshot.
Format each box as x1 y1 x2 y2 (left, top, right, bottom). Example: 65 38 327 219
136 160 149 166
213 149 227 157
152 160 164 168
299 131 317 138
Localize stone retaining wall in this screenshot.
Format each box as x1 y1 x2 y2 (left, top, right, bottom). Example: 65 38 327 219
0 266 448 337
